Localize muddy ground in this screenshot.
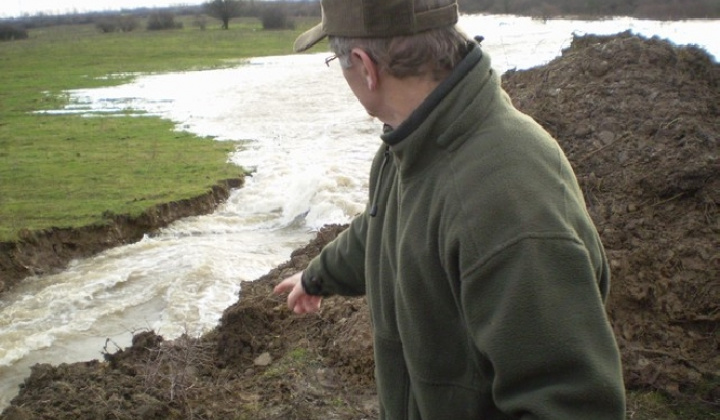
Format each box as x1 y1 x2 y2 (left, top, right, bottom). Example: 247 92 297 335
1 32 718 419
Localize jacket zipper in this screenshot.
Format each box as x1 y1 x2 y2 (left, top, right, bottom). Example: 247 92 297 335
369 145 391 217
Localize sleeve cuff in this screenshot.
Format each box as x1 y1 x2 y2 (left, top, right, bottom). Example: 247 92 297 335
301 271 329 296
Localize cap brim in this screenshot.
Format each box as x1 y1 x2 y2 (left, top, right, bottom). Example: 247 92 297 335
293 22 327 53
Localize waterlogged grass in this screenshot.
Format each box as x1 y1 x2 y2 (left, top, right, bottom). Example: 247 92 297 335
0 17 320 241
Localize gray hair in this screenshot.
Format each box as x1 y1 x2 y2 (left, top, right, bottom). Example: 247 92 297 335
328 0 468 80
329 25 468 80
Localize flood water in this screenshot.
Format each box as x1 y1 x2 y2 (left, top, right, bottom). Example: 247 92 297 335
1 14 718 409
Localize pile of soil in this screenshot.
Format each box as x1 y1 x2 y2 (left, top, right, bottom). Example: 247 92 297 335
503 31 719 404
1 32 718 419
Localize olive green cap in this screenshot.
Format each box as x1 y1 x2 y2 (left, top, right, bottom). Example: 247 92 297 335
293 0 459 52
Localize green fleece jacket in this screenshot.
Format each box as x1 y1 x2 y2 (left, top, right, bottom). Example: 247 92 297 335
303 42 626 419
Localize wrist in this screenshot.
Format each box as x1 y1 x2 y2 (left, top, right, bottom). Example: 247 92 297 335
301 271 326 296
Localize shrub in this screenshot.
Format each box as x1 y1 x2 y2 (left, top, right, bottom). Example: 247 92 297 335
193 14 208 30
95 15 139 33
147 11 183 30
0 24 29 41
260 7 295 30
95 19 117 33
117 15 139 32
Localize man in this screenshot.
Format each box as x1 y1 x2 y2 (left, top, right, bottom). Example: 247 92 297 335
274 0 626 418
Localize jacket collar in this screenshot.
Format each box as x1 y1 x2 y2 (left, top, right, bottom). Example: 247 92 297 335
379 41 499 179
380 41 485 146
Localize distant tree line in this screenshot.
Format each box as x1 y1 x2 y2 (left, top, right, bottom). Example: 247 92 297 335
202 0 310 30
0 1 310 39
458 0 720 19
1 0 718 42
94 11 184 33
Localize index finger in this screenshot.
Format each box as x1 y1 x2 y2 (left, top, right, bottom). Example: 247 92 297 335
273 272 302 295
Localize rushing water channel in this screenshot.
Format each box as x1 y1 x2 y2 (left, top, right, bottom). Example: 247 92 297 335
1 14 718 409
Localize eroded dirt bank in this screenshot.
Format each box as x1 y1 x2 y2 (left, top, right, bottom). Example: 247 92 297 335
0 178 242 295
1 32 718 419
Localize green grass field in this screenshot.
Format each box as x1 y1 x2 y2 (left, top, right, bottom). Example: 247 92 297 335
0 16 318 241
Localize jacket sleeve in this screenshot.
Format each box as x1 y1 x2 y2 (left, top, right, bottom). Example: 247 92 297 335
460 234 626 419
302 209 368 296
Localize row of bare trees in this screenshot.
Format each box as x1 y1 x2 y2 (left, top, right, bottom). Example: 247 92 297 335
0 0 305 38
89 0 294 34
458 0 720 19
203 0 305 30
3 0 717 41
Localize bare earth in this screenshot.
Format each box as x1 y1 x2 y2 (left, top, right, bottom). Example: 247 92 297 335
1 32 718 419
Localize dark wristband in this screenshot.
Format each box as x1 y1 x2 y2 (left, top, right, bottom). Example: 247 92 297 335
301 272 327 296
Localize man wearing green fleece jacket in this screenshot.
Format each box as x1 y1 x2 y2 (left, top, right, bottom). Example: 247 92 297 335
274 0 626 418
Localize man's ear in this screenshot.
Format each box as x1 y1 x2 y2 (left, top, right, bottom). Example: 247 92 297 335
351 48 379 91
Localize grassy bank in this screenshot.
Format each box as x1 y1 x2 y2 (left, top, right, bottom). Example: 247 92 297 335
0 16 316 241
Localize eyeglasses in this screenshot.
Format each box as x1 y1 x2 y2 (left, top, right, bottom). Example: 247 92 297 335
324 54 338 67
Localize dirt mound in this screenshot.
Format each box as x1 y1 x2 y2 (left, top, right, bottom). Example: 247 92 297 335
2 32 718 419
502 30 719 403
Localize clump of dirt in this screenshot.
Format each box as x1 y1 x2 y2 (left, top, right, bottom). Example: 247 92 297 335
1 32 718 419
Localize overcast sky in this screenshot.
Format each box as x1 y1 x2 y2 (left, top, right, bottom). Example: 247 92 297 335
1 0 208 18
